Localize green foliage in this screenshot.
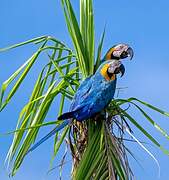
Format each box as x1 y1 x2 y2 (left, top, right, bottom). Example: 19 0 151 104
74 121 132 180
0 0 169 179
61 0 94 77
1 36 78 176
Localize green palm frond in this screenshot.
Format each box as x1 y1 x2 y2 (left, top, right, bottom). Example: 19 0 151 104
0 0 169 179
74 119 133 180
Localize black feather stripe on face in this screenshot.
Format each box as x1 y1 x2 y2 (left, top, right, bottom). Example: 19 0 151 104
107 68 115 79
110 53 120 60
120 51 128 59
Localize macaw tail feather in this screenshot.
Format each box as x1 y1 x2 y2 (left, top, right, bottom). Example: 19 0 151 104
58 106 85 120
58 111 75 120
26 119 70 155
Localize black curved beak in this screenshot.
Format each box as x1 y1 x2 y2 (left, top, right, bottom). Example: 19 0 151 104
126 47 134 60
120 47 134 60
114 64 125 77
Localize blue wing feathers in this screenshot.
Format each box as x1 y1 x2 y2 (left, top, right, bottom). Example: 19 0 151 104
70 76 93 111
26 61 118 154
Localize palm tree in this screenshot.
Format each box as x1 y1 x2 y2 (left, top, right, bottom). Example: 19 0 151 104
1 0 169 179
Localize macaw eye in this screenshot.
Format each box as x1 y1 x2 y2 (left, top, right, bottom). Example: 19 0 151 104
112 50 121 58
107 66 114 74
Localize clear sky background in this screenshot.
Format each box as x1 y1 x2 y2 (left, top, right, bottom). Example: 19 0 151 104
0 0 169 180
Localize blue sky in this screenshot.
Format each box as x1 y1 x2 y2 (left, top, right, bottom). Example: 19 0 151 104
0 0 169 180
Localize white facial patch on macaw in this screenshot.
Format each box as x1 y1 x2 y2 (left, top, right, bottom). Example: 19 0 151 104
108 61 122 74
113 44 129 58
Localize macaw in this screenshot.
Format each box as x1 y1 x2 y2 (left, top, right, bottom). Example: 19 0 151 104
94 43 134 71
26 44 134 155
103 43 133 61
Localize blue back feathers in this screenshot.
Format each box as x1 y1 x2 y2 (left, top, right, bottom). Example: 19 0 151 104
26 60 118 154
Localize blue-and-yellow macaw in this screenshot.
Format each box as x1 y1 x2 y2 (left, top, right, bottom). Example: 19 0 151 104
26 44 133 154
94 43 133 71
103 43 133 61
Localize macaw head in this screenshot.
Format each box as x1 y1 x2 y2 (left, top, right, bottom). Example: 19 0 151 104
104 44 134 60
100 60 125 81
